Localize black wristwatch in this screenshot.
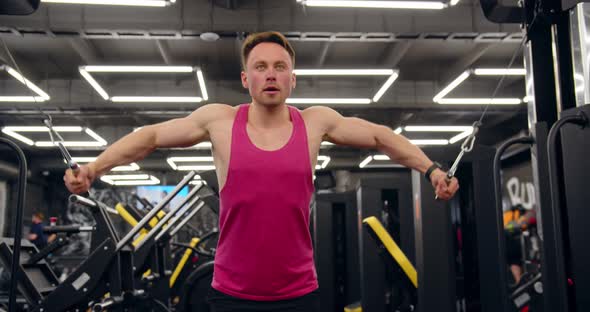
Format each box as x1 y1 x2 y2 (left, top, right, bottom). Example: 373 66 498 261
425 162 442 183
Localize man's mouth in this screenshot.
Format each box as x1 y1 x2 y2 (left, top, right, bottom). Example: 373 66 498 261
263 86 280 94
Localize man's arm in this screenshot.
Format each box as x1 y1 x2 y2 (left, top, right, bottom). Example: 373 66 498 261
90 104 224 176
309 106 459 200
64 104 229 194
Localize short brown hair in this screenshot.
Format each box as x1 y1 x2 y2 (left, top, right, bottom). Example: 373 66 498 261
33 212 44 220
241 31 295 70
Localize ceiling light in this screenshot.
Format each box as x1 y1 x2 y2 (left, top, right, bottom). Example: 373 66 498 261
433 70 471 102
167 156 215 171
72 157 140 171
299 0 446 10
110 96 202 103
294 69 394 76
1 126 107 148
372 73 399 102
449 129 473 144
394 127 402 134
473 68 526 76
404 126 473 132
196 69 209 101
409 139 449 145
358 155 405 168
316 156 331 170
79 68 109 100
434 68 526 105
79 65 206 103
286 98 371 104
82 65 193 73
0 65 50 102
101 174 160 186
42 0 171 6
437 98 522 105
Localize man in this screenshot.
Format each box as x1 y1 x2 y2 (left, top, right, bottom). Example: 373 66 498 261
64 31 459 312
28 212 50 250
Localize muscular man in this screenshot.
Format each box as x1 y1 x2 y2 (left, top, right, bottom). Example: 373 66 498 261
64 31 459 312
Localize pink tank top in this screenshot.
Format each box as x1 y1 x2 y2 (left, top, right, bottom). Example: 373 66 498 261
211 104 318 301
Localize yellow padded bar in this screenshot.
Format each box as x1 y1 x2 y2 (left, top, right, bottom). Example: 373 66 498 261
170 237 201 288
362 216 418 288
149 211 166 228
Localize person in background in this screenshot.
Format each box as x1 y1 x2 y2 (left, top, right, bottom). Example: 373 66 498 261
28 212 56 250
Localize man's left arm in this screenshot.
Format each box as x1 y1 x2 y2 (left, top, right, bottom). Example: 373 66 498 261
314 106 459 200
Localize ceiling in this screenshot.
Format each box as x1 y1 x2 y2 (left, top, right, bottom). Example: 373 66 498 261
0 0 528 183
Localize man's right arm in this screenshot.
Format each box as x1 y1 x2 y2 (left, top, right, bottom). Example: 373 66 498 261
64 104 228 193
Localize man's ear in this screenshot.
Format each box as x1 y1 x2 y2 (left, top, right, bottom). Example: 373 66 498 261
241 71 248 89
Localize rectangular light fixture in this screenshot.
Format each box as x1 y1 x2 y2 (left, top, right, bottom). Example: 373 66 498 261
299 0 446 10
294 69 394 76
167 156 215 171
79 65 207 103
72 157 140 171
196 69 209 101
404 126 473 132
79 68 109 100
289 68 398 104
394 127 403 134
372 73 399 102
189 175 208 186
315 156 331 170
433 70 470 102
358 155 405 169
286 98 371 104
82 65 193 73
101 174 160 186
473 68 527 76
110 96 202 103
0 65 50 102
434 68 525 105
437 98 522 105
42 0 171 6
1 126 108 148
409 139 449 145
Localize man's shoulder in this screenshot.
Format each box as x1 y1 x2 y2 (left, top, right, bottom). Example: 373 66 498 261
193 103 239 121
300 105 340 124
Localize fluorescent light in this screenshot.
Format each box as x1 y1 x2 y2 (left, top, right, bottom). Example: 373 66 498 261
372 73 399 102
409 139 449 145
1 129 34 145
316 156 331 170
437 98 522 105
82 65 193 73
449 129 473 144
190 180 208 186
5 67 50 100
1 126 107 148
433 70 471 102
167 156 215 171
286 98 371 104
450 0 460 5
35 141 106 147
72 157 140 171
101 174 160 186
300 0 446 10
194 142 212 149
394 127 403 134
42 0 170 6
0 96 47 102
79 68 109 100
294 69 394 76
523 95 532 102
359 156 373 168
404 126 473 132
321 141 334 146
473 68 526 76
196 69 209 101
84 128 108 145
111 96 202 103
373 155 390 161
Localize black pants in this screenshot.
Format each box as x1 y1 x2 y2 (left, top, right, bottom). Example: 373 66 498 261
206 287 320 312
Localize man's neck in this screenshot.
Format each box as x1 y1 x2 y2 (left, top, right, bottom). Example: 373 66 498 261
248 101 290 128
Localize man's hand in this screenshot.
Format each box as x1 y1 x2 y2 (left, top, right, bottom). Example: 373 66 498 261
430 169 459 200
63 164 96 194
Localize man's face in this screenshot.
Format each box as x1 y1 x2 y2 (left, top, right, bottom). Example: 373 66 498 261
241 42 296 107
